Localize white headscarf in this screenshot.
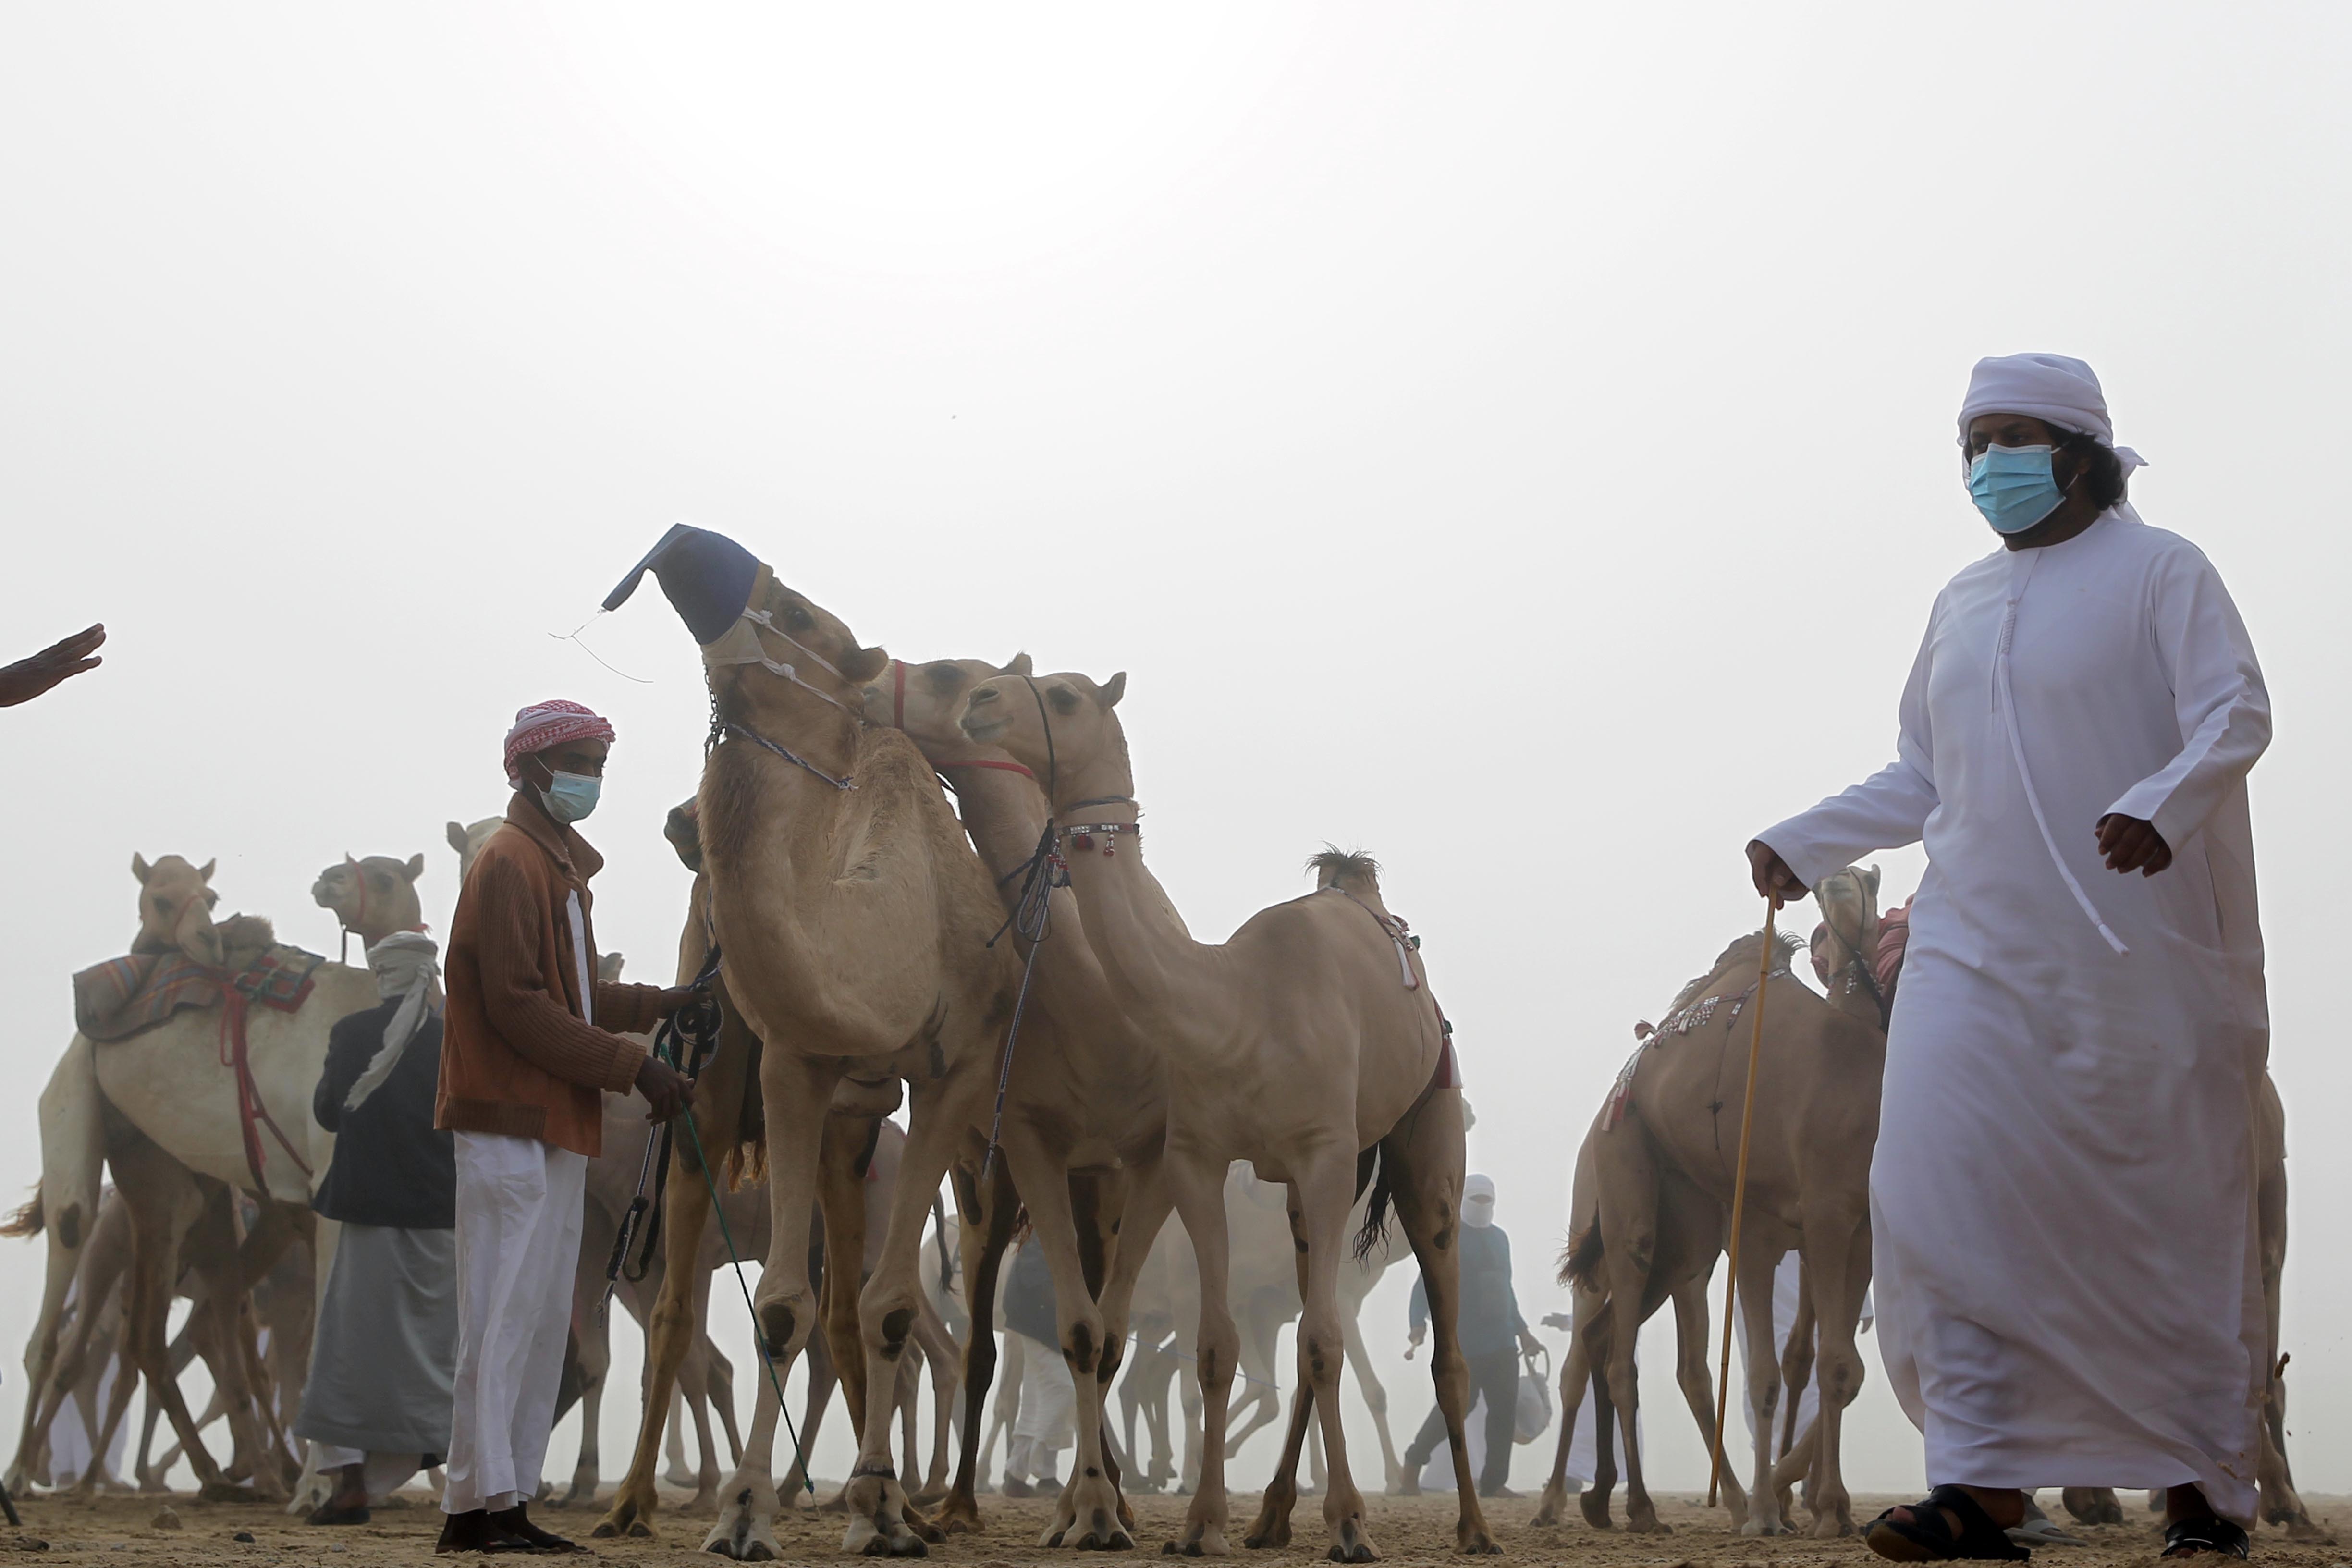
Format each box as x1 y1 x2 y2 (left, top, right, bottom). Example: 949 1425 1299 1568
344 931 443 1112
1956 352 2146 474
1462 1172 1496 1229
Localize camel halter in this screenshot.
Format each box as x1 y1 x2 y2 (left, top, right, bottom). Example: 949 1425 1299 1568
1819 885 1888 1024
705 603 865 789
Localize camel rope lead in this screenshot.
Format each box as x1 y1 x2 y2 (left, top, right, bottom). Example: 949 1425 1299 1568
1708 895 1777 1508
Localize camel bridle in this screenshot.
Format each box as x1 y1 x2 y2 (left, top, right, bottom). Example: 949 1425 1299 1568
1819 877 1889 1025
708 605 867 792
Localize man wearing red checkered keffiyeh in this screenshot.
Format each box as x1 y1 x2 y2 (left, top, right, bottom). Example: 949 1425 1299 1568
431 698 695 1554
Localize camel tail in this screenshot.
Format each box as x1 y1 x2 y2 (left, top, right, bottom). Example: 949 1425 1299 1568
1560 1222 1604 1291
1352 1144 1394 1264
1307 845 1383 898
1 1184 44 1240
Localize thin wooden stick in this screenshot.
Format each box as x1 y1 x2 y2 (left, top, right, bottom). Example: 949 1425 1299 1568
1708 896 1777 1508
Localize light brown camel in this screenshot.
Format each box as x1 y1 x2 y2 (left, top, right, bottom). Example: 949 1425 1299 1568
1560 867 1883 1540
445 817 503 889
311 853 429 959
597 526 1027 1560
23 857 362 1503
960 667 1494 1560
859 652 1178 1548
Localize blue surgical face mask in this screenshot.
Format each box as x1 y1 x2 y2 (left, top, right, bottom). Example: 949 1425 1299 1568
1967 443 2067 535
539 771 602 824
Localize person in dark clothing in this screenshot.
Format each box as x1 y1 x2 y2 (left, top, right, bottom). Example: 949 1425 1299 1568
294 932 459 1525
1397 1174 1541 1497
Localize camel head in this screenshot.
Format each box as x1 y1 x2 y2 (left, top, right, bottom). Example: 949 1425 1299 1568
447 816 502 889
131 853 220 967
602 524 888 729
958 667 1129 808
1811 863 1883 990
860 653 1032 760
312 853 426 946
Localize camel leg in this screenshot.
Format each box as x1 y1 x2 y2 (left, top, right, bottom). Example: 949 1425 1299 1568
1532 1288 1601 1526
1339 1296 1399 1495
1164 1146 1239 1557
1584 1334 1621 1529
589 1114 728 1536
988 1137 1120 1551
1737 1243 1788 1536
1382 1093 1501 1556
1793 1210 1868 1538
1243 1185 1322 1551
777 1321 834 1506
105 1132 235 1498
663 1386 692 1487
706 1337 743 1464
840 1097 969 1560
698 1047 840 1561
1084 1162 1169 1539
9 1038 108 1497
933 1156 1018 1534
910 1294 959 1505
561 1287 613 1505
2253 1118 2317 1537
1223 1304 1284 1459
1777 1267 1816 1467
1591 1127 1667 1535
816 1113 878 1472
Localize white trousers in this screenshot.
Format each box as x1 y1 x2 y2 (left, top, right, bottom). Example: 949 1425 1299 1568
441 1132 587 1515
1007 1331 1075 1482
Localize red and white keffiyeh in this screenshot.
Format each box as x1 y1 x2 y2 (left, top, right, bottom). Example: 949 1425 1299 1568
503 699 615 784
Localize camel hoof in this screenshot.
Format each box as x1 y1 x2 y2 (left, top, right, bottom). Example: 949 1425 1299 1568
1627 1518 1671 1536
1077 1528 1135 1552
1580 1492 1616 1531
1741 1518 1787 1538
629 1521 656 1539
199 1481 258 1505
1456 1529 1503 1556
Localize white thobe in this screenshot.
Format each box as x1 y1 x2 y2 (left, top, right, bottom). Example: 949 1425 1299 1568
1758 509 2269 1522
1007 1330 1076 1482
441 1131 588 1516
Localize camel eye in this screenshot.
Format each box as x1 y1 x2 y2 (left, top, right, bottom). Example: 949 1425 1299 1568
927 665 965 694
785 605 815 631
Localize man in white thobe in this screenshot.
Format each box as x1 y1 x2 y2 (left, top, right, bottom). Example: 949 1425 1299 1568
1750 354 2269 1562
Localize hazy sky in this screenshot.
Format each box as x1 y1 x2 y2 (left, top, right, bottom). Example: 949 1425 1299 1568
4 2 2347 1500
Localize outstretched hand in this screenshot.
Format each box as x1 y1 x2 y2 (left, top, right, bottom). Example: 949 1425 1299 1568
1745 840 1805 904
0 624 106 707
2095 814 2172 877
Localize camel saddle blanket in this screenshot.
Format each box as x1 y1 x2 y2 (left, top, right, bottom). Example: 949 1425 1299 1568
74 944 325 1043
1603 963 1794 1133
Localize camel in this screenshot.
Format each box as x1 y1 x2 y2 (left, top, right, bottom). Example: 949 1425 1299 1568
445 817 503 888
1549 866 1884 1540
312 852 429 959
959 667 1494 1560
858 651 1183 1547
22 852 415 1503
576 761 976 1563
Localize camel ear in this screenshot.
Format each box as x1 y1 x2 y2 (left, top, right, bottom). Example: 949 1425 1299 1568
198 859 216 883
404 853 426 883
841 645 890 683
132 853 152 884
1864 864 1881 896
1100 671 1127 708
447 821 469 854
1001 652 1033 677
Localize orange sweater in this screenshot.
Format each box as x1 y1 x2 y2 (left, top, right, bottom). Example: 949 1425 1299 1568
435 792 663 1157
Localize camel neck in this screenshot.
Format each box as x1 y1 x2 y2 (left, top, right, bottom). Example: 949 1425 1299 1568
1051 795 1224 1044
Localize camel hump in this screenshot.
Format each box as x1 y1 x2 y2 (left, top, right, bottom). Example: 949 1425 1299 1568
1305 846 1383 899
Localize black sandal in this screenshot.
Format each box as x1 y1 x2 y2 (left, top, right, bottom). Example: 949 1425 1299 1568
2161 1516 2251 1560
1866 1486 2033 1562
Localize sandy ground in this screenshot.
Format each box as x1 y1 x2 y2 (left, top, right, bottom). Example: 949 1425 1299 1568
3 1487 2341 1568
